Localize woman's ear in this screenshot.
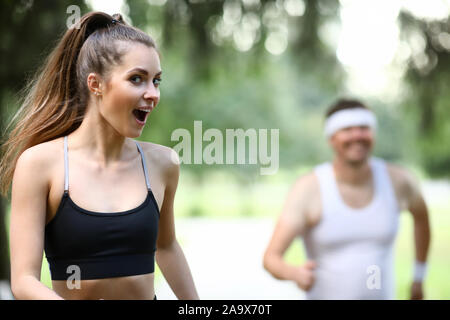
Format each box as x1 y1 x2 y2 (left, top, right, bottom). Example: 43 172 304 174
87 73 102 96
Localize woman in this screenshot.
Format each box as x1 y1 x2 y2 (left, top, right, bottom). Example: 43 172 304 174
0 12 198 300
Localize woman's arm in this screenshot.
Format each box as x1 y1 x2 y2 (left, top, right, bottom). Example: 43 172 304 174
155 149 198 300
9 147 63 300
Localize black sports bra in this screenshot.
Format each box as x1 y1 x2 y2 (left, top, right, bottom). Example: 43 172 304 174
44 136 160 280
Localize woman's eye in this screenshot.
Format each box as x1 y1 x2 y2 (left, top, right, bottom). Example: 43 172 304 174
153 78 162 87
130 75 143 84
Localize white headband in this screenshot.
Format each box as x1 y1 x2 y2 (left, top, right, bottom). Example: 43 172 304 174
324 108 377 138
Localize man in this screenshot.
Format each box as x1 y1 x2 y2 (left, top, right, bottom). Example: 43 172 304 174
263 99 431 299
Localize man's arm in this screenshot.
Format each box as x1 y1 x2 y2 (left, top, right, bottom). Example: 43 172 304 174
263 173 318 291
404 171 431 299
390 165 431 300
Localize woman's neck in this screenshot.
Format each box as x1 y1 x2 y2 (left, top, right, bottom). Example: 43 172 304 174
67 107 133 169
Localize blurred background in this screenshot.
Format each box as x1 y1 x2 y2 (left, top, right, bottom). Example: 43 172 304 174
0 0 449 299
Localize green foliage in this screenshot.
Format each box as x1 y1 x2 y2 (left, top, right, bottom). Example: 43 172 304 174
129 0 420 182
0 0 88 92
398 11 450 178
1 0 431 176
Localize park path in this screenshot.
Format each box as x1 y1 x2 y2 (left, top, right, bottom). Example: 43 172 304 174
154 217 305 300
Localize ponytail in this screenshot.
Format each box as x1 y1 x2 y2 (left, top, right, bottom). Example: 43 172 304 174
0 12 156 197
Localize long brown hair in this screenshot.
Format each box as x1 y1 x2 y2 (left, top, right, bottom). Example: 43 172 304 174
0 12 156 197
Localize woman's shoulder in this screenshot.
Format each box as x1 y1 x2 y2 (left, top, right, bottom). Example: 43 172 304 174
137 141 180 175
19 137 62 166
14 137 63 190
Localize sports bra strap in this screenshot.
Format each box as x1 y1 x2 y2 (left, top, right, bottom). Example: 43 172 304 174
64 136 69 193
135 141 152 191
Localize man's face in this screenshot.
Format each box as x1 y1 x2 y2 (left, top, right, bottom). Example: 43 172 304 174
329 125 374 165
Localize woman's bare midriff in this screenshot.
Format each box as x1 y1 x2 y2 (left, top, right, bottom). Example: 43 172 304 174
51 273 155 300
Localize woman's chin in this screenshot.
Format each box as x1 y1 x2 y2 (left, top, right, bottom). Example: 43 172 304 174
122 128 142 139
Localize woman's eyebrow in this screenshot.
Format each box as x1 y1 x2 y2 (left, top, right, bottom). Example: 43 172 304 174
126 67 162 76
127 67 148 75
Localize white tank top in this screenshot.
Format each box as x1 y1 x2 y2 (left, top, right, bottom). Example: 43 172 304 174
303 157 400 299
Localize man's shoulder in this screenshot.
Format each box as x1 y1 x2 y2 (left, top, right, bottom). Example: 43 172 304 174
293 161 334 189
384 161 415 185
291 170 321 196
287 170 322 226
382 160 420 201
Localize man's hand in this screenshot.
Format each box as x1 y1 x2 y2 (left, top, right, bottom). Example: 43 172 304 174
293 260 317 291
410 281 424 300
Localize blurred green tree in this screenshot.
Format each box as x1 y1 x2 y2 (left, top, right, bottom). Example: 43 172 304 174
127 0 346 178
399 11 450 178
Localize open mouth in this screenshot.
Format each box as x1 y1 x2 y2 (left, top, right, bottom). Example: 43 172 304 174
347 141 368 148
133 109 148 122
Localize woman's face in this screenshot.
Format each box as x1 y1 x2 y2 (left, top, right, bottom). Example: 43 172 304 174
97 42 162 138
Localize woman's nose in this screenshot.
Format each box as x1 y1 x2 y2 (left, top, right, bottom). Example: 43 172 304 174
143 84 159 103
